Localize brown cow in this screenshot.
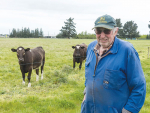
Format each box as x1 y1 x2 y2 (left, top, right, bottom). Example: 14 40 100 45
72 43 87 69
11 46 45 87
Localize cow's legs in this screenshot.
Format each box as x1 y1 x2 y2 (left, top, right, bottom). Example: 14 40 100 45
73 61 75 68
36 68 39 81
79 61 82 70
21 72 25 85
28 69 32 87
41 66 44 80
41 59 45 80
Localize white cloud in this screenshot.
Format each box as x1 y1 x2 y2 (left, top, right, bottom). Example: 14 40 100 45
0 0 150 35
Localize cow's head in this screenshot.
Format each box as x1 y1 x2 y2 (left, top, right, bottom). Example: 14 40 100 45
11 46 30 62
72 45 85 57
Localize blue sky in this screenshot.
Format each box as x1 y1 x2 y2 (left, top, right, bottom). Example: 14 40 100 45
1 0 150 36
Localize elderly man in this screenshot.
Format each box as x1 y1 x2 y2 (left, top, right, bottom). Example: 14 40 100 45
81 14 146 113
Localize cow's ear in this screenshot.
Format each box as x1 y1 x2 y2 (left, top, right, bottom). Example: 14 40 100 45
25 48 30 52
11 48 17 52
81 46 85 49
72 46 75 49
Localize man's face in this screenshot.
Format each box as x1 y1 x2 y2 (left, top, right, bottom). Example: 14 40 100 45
95 27 118 48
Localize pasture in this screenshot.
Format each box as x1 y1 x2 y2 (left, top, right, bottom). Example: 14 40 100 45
0 38 150 113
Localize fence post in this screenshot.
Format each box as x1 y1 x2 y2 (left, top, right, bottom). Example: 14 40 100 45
148 47 149 58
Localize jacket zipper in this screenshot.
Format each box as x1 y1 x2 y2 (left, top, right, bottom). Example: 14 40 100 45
93 51 111 113
94 51 111 75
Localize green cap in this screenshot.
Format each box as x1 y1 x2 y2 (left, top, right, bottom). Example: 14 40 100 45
94 14 116 29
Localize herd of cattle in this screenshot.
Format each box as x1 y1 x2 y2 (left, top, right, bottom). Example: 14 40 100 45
11 43 87 87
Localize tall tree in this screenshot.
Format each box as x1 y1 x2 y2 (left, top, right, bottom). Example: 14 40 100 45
21 28 24 38
116 19 123 38
35 28 39 38
27 28 30 38
10 28 17 37
123 21 140 39
39 28 43 37
116 19 122 28
31 30 35 37
17 29 20 37
60 17 77 38
23 27 27 38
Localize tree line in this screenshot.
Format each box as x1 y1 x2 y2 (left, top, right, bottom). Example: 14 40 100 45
9 28 44 38
56 18 141 39
146 34 150 39
8 17 142 39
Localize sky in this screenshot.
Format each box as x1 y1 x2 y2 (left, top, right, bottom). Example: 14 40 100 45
1 0 150 36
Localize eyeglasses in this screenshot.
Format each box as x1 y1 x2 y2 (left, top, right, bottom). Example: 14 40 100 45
95 28 112 35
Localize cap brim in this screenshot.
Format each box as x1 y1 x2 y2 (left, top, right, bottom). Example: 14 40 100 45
92 24 114 30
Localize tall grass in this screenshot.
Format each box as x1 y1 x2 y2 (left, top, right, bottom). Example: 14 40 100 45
0 38 150 113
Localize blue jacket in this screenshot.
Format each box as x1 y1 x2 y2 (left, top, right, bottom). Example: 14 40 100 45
82 37 146 113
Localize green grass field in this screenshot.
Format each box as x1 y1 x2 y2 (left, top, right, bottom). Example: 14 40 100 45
0 38 150 113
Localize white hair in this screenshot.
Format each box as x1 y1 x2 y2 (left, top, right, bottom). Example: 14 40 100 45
112 27 118 34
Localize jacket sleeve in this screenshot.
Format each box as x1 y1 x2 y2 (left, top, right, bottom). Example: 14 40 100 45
84 47 88 87
124 49 146 113
84 43 90 87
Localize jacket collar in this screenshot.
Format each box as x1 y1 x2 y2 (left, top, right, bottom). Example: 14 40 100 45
109 36 118 54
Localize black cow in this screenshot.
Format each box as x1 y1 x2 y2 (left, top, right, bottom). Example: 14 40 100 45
11 46 45 87
72 43 87 69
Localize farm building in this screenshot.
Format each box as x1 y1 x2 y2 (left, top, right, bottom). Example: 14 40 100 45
0 34 9 38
